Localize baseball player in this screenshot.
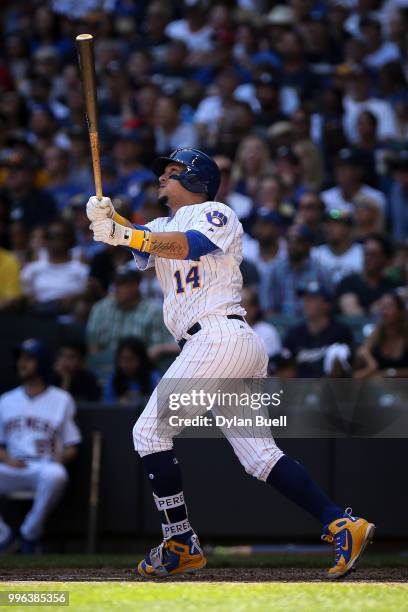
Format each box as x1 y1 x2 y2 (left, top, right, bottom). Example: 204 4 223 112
87 147 374 579
0 339 81 553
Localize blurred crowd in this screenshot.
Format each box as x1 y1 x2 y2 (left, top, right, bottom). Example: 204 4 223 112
1 0 408 389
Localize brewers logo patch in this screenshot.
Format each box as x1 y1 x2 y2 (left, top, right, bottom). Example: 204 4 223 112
206 211 228 227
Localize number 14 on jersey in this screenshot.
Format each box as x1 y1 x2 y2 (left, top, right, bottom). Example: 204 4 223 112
174 265 201 294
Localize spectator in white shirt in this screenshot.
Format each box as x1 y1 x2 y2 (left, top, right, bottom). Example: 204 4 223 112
21 219 89 316
194 68 240 141
360 17 400 69
321 148 387 214
312 209 364 286
343 65 398 143
165 0 214 55
241 287 281 358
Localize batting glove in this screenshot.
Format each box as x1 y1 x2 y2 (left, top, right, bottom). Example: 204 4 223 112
91 219 152 252
86 196 115 222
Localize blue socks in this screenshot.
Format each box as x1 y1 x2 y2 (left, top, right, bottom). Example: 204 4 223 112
142 451 342 542
141 450 193 542
267 455 342 525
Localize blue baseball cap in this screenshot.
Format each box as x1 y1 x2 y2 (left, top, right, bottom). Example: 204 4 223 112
14 338 53 381
255 208 284 226
297 281 332 301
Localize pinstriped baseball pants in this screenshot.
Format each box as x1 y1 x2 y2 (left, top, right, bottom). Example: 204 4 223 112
133 317 284 481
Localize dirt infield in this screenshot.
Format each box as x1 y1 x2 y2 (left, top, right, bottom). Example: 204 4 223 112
1 567 407 582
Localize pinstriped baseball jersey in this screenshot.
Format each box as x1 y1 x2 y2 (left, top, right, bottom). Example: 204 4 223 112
132 201 245 341
0 386 81 460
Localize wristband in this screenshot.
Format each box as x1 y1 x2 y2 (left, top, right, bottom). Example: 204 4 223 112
123 227 152 252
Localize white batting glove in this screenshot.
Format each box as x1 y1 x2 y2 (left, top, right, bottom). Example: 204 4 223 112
86 196 115 222
91 218 129 246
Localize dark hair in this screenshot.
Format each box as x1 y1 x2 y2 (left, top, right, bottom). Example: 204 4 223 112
373 291 408 347
364 233 394 259
112 337 153 397
46 217 76 249
59 340 87 358
358 110 378 130
157 93 181 111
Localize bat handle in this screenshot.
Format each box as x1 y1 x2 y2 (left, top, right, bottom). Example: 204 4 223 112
89 132 103 200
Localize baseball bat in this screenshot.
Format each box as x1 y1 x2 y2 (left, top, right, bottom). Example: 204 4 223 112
76 33 103 200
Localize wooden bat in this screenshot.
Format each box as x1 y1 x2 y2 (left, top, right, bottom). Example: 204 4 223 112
76 34 103 200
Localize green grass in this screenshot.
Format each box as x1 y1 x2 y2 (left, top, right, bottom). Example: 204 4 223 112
0 552 406 569
1 582 408 612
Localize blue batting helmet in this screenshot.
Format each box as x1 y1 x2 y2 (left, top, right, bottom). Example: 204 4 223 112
14 338 53 382
152 148 221 200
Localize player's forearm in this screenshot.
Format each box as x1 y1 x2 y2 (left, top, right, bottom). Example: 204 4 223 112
148 232 189 259
92 220 190 259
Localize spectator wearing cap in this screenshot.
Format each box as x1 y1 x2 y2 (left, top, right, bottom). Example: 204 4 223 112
111 130 155 211
388 151 408 243
260 224 332 316
252 71 288 129
0 338 81 553
342 66 398 143
336 233 399 316
43 146 82 211
154 95 198 156
2 153 56 229
296 191 325 245
354 291 408 379
52 341 101 402
321 148 386 214
312 209 363 285
281 281 353 378
243 208 287 277
20 219 89 316
241 287 282 359
86 268 174 363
